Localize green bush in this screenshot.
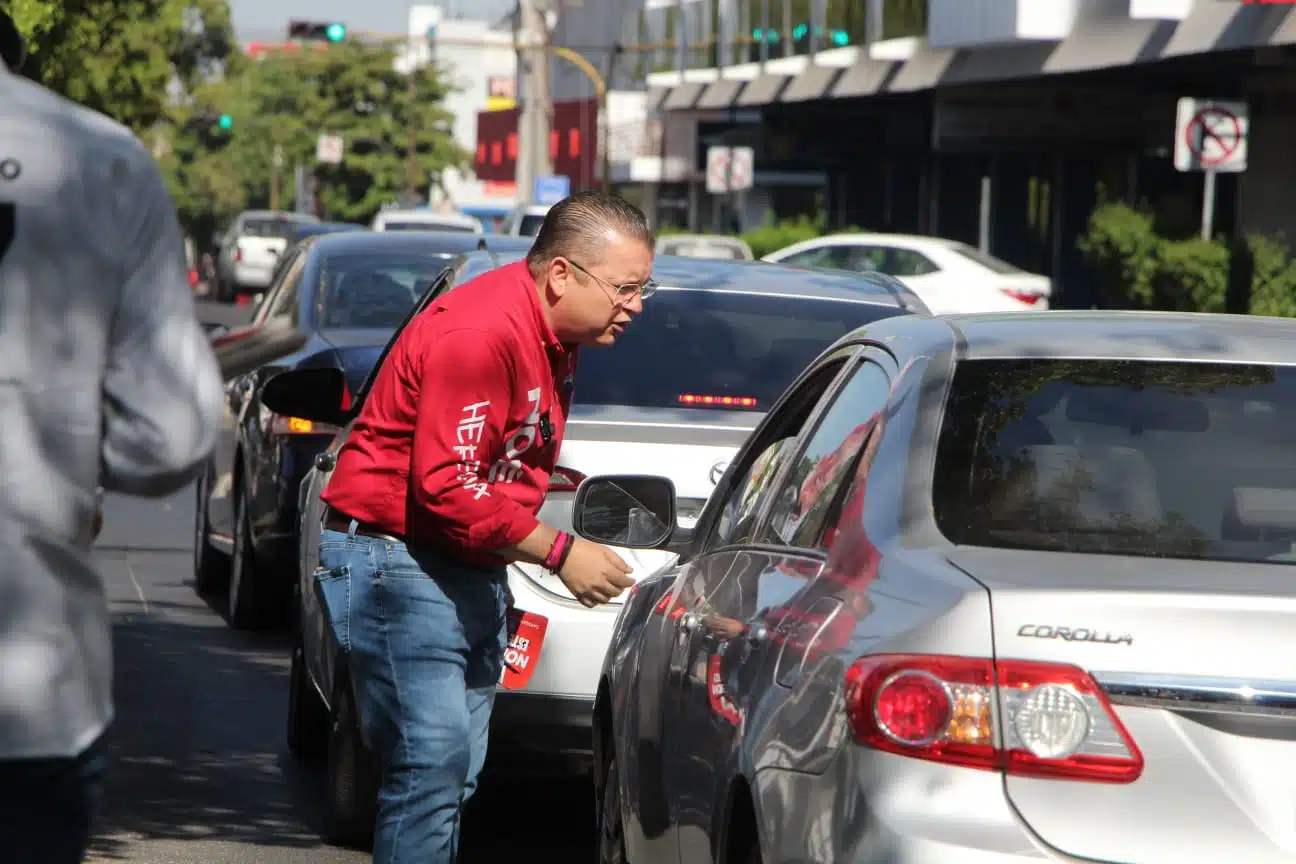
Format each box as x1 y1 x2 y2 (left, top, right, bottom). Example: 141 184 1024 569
1077 200 1296 317
740 215 826 258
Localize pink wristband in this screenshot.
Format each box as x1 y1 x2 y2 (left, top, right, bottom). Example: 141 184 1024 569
544 531 571 571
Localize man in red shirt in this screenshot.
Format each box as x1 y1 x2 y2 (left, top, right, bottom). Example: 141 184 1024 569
316 191 653 863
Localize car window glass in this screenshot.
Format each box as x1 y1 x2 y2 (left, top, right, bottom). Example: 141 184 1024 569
251 250 300 324
318 252 459 329
837 245 886 273
887 249 941 277
268 253 307 319
778 247 840 270
703 359 851 551
763 361 892 550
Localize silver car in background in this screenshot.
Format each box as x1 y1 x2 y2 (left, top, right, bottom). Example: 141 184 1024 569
583 310 1296 864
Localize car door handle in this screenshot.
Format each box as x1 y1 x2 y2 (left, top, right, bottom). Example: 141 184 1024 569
679 612 700 634
746 624 769 644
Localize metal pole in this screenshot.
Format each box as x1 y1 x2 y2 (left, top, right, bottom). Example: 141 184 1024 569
1201 169 1217 241
406 62 420 202
270 144 283 211
978 173 992 253
600 47 616 194
516 0 553 205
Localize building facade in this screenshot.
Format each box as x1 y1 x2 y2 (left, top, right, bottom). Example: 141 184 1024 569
638 0 1296 306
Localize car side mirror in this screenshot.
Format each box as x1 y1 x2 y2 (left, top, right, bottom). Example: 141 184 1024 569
260 367 350 427
571 475 685 550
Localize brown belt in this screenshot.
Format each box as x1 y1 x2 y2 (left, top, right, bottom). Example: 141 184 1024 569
323 508 405 544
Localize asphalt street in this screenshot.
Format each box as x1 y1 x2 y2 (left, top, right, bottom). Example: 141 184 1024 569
89 485 595 862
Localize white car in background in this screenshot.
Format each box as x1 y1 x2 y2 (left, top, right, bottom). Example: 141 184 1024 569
215 210 320 302
764 232 1052 314
504 203 552 237
371 208 483 233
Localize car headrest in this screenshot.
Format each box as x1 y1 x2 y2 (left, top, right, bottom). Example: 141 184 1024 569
1001 444 1163 526
1065 387 1209 432
1222 486 1296 540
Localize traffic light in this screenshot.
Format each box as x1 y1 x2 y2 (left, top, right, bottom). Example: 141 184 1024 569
217 114 232 131
287 20 347 42
792 23 851 49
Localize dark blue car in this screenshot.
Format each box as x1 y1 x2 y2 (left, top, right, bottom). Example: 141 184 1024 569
194 231 534 629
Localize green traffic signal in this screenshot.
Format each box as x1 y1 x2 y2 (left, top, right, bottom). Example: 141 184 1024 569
325 22 346 42
217 114 232 130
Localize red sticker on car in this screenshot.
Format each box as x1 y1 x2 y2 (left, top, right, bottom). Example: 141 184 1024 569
500 608 548 690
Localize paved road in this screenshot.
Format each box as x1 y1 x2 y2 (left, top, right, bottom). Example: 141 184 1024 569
90 488 595 862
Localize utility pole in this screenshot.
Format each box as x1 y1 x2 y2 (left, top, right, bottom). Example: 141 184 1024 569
406 62 420 204
270 143 284 211
516 0 553 206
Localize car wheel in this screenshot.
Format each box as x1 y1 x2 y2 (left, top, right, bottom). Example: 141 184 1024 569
228 487 272 630
287 627 329 762
597 755 628 864
323 669 378 849
193 462 229 596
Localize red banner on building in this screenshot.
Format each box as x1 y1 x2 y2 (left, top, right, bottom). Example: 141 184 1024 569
475 98 599 192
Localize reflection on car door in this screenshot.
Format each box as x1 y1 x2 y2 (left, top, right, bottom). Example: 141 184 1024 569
665 352 895 861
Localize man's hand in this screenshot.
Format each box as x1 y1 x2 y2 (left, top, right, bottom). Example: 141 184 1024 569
557 538 635 608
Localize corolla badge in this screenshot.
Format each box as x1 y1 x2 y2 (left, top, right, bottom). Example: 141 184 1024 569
709 461 727 485
1018 624 1133 646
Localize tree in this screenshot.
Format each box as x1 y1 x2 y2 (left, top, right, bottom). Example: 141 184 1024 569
217 41 468 225
1 0 239 135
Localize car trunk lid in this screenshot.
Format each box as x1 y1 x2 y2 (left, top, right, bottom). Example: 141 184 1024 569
949 546 1296 864
520 404 759 604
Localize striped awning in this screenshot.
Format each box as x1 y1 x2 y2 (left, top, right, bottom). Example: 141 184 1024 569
696 77 746 110
831 58 898 98
662 81 706 111
779 64 844 103
735 73 792 107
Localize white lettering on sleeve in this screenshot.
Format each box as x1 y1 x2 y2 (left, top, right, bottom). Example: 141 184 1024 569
455 401 491 498
490 388 542 486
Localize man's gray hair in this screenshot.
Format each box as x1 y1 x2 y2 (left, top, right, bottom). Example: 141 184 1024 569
526 191 653 272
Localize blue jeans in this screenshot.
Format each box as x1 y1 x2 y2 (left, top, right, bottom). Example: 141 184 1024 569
0 733 106 863
318 526 508 864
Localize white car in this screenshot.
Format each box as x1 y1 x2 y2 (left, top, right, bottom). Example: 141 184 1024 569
503 203 552 237
215 210 319 301
371 208 483 233
763 232 1052 314
269 254 927 842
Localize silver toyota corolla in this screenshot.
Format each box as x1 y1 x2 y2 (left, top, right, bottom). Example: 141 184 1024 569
580 310 1296 864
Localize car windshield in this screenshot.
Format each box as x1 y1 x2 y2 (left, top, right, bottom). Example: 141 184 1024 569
242 217 310 239
946 242 1024 275
384 221 477 233
933 358 1296 565
518 214 547 236
575 289 903 411
661 240 748 260
455 252 526 286
317 252 457 329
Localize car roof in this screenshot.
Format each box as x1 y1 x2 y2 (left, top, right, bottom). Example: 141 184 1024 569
239 209 317 221
860 310 1296 365
651 256 920 309
377 209 478 222
309 230 528 257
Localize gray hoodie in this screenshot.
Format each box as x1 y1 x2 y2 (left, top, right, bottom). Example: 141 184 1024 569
0 62 224 758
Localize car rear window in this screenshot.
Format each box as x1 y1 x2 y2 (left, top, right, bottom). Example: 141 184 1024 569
661 241 748 260
242 218 309 240
933 358 1296 565
574 289 904 411
317 252 456 329
383 221 477 233
946 242 1024 275
518 214 547 236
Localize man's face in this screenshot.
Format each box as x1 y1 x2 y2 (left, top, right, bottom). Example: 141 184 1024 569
548 233 653 346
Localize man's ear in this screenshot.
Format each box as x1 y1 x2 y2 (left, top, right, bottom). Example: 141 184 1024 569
546 258 570 299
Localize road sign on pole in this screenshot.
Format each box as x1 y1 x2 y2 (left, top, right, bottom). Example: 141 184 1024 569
706 146 754 195
316 134 344 164
534 175 570 206
1174 98 1248 174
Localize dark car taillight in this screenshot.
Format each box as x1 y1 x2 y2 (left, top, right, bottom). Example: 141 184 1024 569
844 654 1143 783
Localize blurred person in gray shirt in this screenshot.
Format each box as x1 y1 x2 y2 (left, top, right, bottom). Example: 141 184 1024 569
0 14 225 862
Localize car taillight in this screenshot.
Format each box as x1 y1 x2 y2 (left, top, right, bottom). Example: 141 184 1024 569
269 415 341 436
678 394 758 408
548 465 585 492
1003 289 1042 306
844 654 1143 783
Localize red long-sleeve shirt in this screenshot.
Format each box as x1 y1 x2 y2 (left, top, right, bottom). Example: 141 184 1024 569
321 261 578 567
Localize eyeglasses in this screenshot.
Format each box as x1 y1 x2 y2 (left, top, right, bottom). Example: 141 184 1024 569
566 258 657 303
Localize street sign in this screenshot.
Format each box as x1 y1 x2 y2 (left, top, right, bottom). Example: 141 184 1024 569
534 175 570 206
706 146 754 195
1174 98 1248 173
316 134 344 165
